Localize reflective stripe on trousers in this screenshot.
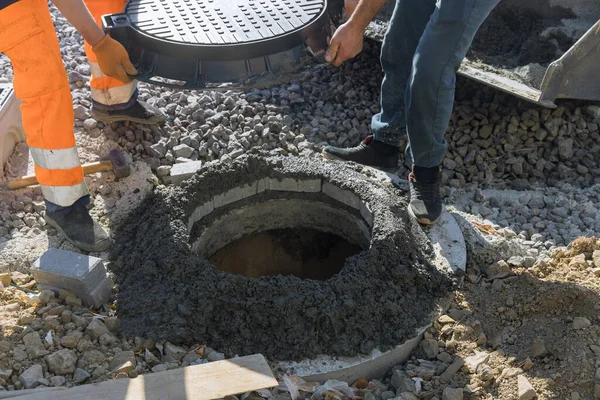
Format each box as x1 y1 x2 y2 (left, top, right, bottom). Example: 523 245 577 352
0 0 89 206
84 0 136 106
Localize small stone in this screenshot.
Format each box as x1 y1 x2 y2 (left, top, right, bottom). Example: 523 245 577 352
13 348 27 362
0 369 11 381
421 339 439 359
522 357 534 371
22 332 49 359
531 338 546 357
61 331 83 349
442 387 463 400
49 375 66 387
573 317 592 330
117 361 135 374
164 343 186 361
65 296 82 307
99 333 117 347
381 391 396 400
206 350 225 362
104 317 120 333
152 364 168 373
518 375 536 400
19 364 44 389
172 144 194 159
86 318 110 340
438 315 455 324
114 372 129 379
440 357 464 382
593 250 600 268
478 364 494 381
109 350 136 372
0 273 10 287
73 368 91 384
390 370 415 393
594 384 600 399
465 352 489 373
45 349 78 375
354 378 369 389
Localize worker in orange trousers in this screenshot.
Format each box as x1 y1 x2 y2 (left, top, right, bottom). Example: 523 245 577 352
0 0 138 251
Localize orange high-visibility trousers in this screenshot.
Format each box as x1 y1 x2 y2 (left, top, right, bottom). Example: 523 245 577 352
84 0 136 106
0 0 88 207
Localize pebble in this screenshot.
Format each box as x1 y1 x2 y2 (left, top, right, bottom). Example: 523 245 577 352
86 319 110 340
530 338 546 357
421 339 440 359
73 368 91 383
517 375 536 400
22 332 49 359
45 349 78 375
573 317 592 330
442 387 463 400
18 364 44 389
440 357 464 382
465 352 489 373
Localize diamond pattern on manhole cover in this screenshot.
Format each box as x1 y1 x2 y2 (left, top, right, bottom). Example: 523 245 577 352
125 0 327 45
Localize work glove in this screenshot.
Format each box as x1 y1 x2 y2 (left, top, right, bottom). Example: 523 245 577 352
91 34 138 83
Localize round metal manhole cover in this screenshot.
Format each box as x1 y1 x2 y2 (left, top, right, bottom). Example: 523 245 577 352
125 0 327 45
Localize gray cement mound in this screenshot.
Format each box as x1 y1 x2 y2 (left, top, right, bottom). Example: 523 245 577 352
109 154 456 361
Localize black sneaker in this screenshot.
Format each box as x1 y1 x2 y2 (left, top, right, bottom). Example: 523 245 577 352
91 100 166 125
408 166 443 225
322 136 399 169
44 205 111 252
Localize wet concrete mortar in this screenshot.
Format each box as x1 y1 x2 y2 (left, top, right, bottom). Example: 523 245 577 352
109 154 456 361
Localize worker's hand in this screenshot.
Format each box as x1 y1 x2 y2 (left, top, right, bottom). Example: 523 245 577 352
91 34 138 83
325 21 364 67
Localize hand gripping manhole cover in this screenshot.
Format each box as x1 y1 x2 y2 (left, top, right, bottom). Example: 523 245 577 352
103 0 343 88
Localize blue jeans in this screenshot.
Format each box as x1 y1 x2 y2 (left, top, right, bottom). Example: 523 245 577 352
371 0 500 168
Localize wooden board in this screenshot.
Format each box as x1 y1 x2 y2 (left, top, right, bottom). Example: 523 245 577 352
16 354 277 400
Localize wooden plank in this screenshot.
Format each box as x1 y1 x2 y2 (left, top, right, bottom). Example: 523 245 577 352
16 354 277 400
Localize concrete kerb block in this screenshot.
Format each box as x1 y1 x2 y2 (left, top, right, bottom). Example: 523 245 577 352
322 182 361 210
360 202 374 228
257 177 323 193
31 249 112 309
170 160 203 186
213 181 258 208
187 199 215 233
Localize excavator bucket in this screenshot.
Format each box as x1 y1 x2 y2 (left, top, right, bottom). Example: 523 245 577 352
367 0 600 108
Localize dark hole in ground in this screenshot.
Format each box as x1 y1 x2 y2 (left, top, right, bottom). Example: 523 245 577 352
209 227 362 280
469 0 576 68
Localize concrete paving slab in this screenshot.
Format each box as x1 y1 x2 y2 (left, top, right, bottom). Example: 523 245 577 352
31 249 112 308
170 160 203 186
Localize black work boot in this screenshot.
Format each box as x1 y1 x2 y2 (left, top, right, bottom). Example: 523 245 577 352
322 136 399 169
44 205 111 252
408 165 443 225
91 100 166 125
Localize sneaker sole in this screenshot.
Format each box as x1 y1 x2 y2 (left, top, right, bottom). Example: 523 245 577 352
44 213 111 253
407 206 441 226
91 111 166 126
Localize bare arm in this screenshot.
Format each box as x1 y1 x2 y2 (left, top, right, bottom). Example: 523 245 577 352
346 0 389 30
51 0 105 46
325 0 389 66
